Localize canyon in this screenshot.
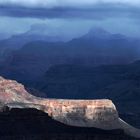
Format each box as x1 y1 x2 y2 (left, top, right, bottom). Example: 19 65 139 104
0 76 140 140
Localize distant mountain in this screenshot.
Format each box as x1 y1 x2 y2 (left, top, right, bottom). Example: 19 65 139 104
0 31 64 51
0 23 73 57
83 28 127 40
26 23 71 42
0 28 140 83
82 28 111 39
0 28 66 62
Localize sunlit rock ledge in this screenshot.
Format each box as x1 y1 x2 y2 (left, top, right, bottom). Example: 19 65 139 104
0 76 140 139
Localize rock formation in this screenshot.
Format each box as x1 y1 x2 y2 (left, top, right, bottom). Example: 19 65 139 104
0 76 140 139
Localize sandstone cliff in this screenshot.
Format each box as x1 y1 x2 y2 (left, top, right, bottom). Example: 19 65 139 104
0 76 139 139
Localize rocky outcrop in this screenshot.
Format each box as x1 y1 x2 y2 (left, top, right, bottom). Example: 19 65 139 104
0 76 140 139
41 99 119 130
0 76 37 103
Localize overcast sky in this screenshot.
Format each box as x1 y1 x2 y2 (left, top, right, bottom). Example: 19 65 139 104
1 0 140 8
0 0 140 39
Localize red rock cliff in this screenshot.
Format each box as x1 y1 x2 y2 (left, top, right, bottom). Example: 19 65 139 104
0 76 139 138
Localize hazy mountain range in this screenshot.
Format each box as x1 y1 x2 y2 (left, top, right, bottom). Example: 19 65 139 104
0 28 140 83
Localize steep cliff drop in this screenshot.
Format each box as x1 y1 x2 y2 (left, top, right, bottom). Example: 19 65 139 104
0 76 140 139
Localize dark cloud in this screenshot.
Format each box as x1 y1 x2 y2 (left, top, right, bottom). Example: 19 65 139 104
0 4 139 19
0 0 140 9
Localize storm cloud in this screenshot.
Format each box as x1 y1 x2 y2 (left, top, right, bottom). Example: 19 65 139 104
0 0 140 38
0 0 140 8
0 3 139 19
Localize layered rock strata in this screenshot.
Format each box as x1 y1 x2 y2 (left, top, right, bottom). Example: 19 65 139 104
0 76 139 138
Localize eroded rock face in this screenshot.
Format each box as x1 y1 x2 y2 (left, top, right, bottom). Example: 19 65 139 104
0 76 139 138
42 99 119 130
0 76 36 104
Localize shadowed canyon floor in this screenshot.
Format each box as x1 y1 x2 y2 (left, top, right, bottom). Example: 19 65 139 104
0 76 140 140
0 108 138 140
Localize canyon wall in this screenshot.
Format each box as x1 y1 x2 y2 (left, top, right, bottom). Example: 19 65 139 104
0 76 140 139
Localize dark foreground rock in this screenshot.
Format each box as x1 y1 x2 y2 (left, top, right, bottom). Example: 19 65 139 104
0 107 138 140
